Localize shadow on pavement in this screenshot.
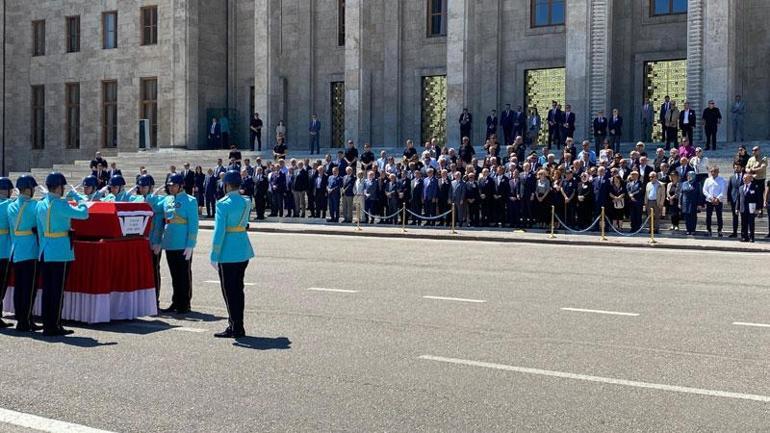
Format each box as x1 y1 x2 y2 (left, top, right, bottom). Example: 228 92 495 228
233 336 292 351
158 310 227 322
0 327 117 348
73 319 176 335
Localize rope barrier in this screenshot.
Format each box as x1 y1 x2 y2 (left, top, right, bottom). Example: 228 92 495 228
553 214 602 234
603 215 651 237
405 208 454 221
361 207 403 221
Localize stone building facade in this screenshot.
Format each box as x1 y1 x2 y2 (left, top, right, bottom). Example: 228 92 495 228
0 0 765 173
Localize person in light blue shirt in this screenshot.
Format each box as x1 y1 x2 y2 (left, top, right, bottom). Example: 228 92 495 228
102 175 135 202
0 177 14 328
160 173 198 314
36 172 88 337
132 174 165 307
210 170 254 338
8 175 40 332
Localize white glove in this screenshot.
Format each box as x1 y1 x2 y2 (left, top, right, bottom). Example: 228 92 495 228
152 244 161 255
210 261 218 272
99 186 109 195
183 247 193 260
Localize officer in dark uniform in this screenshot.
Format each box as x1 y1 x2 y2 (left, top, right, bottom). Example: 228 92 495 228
210 171 254 338
8 175 40 332
160 173 199 314
0 177 13 327
36 172 89 336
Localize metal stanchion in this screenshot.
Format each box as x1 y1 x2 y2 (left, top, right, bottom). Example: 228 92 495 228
600 206 607 241
356 203 362 231
649 208 657 245
451 203 457 234
549 205 556 239
401 204 407 233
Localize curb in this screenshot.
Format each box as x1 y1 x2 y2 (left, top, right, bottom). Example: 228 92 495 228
197 223 770 254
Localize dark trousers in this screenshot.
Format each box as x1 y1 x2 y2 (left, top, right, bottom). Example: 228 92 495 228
704 127 718 150
0 259 8 312
254 193 266 219
629 204 643 232
166 250 192 310
364 198 378 223
152 250 162 306
40 260 68 332
503 128 513 146
309 134 320 154
681 126 693 144
271 190 284 216
610 134 621 153
13 260 37 328
730 203 739 235
205 195 217 217
468 201 480 226
313 195 327 218
547 126 559 149
741 211 756 241
222 132 230 149
328 195 340 221
594 134 606 154
424 200 437 225
507 201 521 228
251 130 262 151
410 201 423 224
705 202 723 233
218 261 249 334
665 127 678 150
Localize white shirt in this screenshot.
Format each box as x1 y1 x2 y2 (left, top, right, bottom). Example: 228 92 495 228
702 176 726 202
647 182 659 201
683 110 689 124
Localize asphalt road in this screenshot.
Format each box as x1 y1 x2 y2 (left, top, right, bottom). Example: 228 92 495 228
0 232 768 433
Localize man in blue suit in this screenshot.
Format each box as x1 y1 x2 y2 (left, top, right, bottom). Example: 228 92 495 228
326 166 342 223
269 166 286 217
211 170 254 338
36 172 89 336
592 166 610 226
208 117 221 149
737 173 760 242
309 114 321 155
422 168 439 226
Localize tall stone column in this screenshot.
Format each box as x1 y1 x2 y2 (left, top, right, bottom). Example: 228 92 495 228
382 0 402 147
254 0 280 148
686 0 704 144
566 0 611 143
344 0 369 145
446 0 469 147
171 0 199 148
701 0 736 142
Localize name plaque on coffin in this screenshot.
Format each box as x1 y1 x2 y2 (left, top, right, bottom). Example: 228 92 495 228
71 201 154 239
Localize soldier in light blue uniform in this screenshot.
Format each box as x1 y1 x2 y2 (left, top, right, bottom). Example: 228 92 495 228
8 175 40 332
160 173 199 314
132 174 166 307
82 175 103 201
0 177 14 328
36 172 89 336
210 170 254 338
102 175 135 202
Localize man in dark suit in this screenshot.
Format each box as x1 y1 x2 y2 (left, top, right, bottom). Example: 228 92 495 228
702 100 722 151
269 166 286 217
679 102 697 144
608 109 623 153
181 163 195 195
90 152 107 171
291 163 310 217
659 95 671 135
459 108 472 140
592 166 610 224
593 110 608 154
491 166 510 227
561 104 576 141
437 170 452 225
203 169 218 217
208 117 221 148
253 167 269 220
500 104 514 146
326 166 342 223
520 164 537 228
507 169 522 228
514 106 527 141
108 162 122 179
726 163 743 238
422 168 439 226
384 174 401 224
486 110 498 139
546 101 562 149
737 173 760 242
410 170 425 225
311 166 328 219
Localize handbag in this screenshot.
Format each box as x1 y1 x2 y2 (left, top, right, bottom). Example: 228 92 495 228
613 197 625 209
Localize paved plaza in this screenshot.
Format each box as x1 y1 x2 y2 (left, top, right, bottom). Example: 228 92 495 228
1 231 768 432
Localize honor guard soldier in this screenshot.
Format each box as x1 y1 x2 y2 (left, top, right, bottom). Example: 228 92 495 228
8 175 40 332
132 174 166 307
103 175 134 202
0 177 14 327
160 173 199 314
36 172 89 336
210 170 254 338
82 175 103 201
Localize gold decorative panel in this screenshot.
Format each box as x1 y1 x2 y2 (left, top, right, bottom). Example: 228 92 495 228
421 75 447 145
330 81 345 148
525 68 565 147
644 59 687 142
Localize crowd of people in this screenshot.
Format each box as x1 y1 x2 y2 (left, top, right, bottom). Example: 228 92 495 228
89 128 769 244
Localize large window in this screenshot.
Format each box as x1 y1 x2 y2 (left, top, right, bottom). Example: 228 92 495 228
65 83 80 149
31 86 45 149
102 81 118 148
338 0 345 46
531 0 565 27
141 6 158 45
66 16 80 53
103 11 118 49
652 0 687 16
140 78 158 148
427 0 447 37
32 20 45 56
